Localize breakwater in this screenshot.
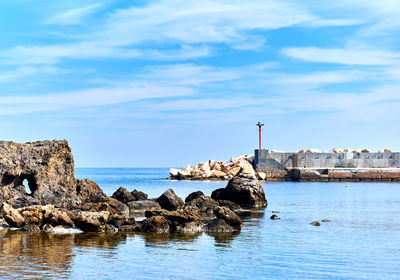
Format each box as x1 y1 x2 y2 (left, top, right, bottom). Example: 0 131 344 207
169 149 400 182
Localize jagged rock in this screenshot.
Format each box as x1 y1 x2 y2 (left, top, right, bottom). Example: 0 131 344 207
213 206 241 227
185 191 205 203
1 202 25 227
211 174 267 208
270 214 280 220
0 140 76 208
141 216 170 233
310 221 320 226
112 187 135 204
184 195 219 213
155 189 184 211
237 159 255 176
127 200 160 213
203 219 234 233
131 189 148 201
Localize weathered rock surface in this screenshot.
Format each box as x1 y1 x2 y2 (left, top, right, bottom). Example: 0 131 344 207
270 214 280 220
131 189 148 201
156 189 184 211
213 206 242 227
0 140 76 208
211 174 268 208
183 191 219 213
128 200 160 213
1 202 25 227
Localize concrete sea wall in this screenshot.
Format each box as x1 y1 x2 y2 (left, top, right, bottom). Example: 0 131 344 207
255 150 400 181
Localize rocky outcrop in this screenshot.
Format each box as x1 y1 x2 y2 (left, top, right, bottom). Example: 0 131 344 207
155 189 184 211
211 174 268 208
0 140 76 208
0 140 251 234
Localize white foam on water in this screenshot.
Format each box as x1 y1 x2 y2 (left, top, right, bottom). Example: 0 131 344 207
50 227 83 234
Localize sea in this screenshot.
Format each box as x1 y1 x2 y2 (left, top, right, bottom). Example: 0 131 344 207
1 168 399 279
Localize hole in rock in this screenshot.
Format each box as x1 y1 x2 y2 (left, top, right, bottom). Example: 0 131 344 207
20 174 38 195
22 179 31 195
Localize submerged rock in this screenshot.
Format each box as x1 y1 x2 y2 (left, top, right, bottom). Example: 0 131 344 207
310 221 321 226
203 219 234 233
270 214 280 220
211 174 267 208
156 189 184 211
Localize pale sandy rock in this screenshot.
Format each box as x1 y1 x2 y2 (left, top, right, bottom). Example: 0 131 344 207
298 149 305 153
237 159 255 176
230 156 240 164
353 149 362 153
271 150 285 153
213 162 223 171
227 166 241 177
384 148 392 152
308 148 321 153
203 170 213 178
198 162 210 173
208 160 217 170
245 154 255 163
343 149 350 153
169 168 180 177
377 149 385 153
257 172 266 180
330 148 342 153
212 170 226 178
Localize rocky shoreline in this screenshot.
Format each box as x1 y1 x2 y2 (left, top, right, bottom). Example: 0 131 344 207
0 140 267 234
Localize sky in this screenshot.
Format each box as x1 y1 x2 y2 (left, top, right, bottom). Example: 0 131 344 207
0 0 399 167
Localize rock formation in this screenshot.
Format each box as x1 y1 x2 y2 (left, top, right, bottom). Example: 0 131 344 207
0 140 76 208
211 173 268 208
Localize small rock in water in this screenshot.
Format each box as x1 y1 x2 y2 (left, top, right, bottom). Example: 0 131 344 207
310 221 320 226
321 219 331 222
270 214 280 220
271 211 280 213
345 184 349 188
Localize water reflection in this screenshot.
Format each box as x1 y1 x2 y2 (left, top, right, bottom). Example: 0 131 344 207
0 229 74 279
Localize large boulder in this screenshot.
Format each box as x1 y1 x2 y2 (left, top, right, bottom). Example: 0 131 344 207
0 140 77 208
131 189 148 201
0 202 25 227
72 211 111 232
18 205 74 228
155 189 184 211
213 206 242 227
211 174 267 208
112 187 135 204
184 192 219 213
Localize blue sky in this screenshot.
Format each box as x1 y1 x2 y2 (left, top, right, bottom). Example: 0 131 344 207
0 0 399 167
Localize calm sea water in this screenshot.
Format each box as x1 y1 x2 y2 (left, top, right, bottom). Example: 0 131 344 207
1 168 400 279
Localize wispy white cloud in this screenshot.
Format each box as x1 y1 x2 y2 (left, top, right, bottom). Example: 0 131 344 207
282 47 400 65
0 83 193 115
43 3 103 25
